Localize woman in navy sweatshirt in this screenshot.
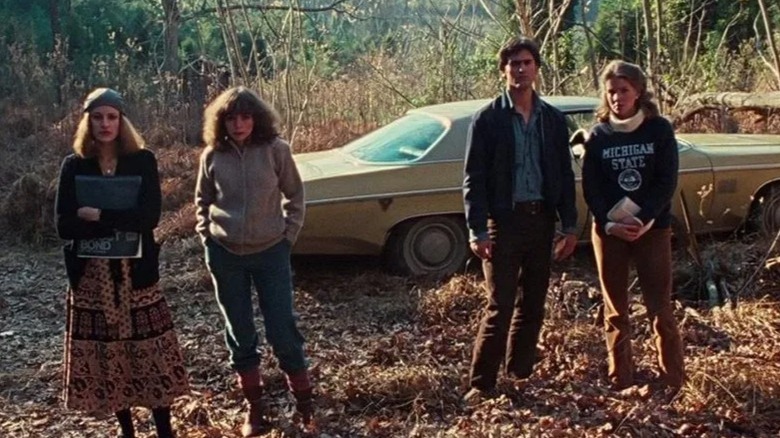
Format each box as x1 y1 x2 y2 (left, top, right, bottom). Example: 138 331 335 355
582 61 685 393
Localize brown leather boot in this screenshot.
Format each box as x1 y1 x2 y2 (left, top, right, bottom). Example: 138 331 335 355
237 368 268 437
287 370 318 435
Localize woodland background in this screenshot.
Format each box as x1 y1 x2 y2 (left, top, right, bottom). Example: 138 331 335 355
1 1 780 437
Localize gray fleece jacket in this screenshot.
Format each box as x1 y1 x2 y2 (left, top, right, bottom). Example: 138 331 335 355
195 137 305 255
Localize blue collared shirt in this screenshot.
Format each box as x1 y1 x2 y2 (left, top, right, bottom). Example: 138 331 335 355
501 89 544 203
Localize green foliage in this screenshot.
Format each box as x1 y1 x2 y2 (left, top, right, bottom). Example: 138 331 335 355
591 0 643 63
0 0 53 50
64 0 158 80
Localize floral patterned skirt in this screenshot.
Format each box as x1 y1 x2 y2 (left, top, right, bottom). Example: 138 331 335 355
63 258 189 415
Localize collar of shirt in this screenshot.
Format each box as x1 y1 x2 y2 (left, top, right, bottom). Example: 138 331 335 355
500 88 542 116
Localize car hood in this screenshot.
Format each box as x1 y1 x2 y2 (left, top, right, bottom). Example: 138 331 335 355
294 149 408 201
294 149 399 180
679 133 780 167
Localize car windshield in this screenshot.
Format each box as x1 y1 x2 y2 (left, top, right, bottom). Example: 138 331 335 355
342 113 447 163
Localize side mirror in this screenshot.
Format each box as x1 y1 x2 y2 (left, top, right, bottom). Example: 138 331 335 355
569 128 588 160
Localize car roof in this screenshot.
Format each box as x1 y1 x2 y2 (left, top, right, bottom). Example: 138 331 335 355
407 96 600 120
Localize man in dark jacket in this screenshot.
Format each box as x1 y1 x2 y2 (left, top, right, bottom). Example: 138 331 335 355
462 36 578 401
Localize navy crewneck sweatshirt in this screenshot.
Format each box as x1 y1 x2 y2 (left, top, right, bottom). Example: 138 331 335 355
582 116 678 231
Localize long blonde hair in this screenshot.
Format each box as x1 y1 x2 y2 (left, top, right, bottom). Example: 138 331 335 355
202 86 280 151
595 60 659 123
72 113 145 158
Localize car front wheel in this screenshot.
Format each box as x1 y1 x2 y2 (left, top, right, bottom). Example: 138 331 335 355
751 185 780 236
385 216 469 277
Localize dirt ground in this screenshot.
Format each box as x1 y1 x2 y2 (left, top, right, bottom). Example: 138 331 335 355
1 234 779 437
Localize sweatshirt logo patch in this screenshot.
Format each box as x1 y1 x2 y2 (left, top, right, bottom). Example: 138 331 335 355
618 168 641 191
602 141 654 191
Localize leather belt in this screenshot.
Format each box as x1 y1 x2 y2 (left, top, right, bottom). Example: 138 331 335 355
514 200 544 215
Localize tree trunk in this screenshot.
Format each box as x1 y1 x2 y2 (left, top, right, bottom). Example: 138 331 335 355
161 0 181 74
514 0 535 37
757 0 780 89
580 0 598 91
48 0 63 104
675 91 780 127
654 0 663 53
654 0 663 111
641 0 657 92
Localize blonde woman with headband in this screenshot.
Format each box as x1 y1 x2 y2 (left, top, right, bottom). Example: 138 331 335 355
55 88 189 437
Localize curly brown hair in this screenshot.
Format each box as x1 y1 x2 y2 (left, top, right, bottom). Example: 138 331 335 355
202 86 281 150
595 60 659 123
72 113 145 158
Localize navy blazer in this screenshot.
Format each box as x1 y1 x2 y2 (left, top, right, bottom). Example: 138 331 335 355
463 94 577 238
55 149 162 289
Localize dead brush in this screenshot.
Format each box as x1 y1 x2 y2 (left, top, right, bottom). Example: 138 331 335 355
416 274 483 326
338 364 456 415
677 108 780 135
678 299 780 432
0 174 50 244
160 176 195 212
156 203 196 244
155 144 200 179
291 119 377 153
675 238 780 305
155 145 199 202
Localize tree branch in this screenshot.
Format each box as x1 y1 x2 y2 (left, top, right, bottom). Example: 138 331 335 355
183 0 354 21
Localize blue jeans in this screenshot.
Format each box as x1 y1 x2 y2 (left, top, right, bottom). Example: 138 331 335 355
205 238 307 374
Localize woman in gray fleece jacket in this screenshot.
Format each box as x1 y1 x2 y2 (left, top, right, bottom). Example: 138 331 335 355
194 86 315 436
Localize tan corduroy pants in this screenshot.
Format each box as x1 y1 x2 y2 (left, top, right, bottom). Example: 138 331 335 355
591 225 685 388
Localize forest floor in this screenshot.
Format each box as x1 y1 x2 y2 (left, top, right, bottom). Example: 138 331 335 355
1 233 779 438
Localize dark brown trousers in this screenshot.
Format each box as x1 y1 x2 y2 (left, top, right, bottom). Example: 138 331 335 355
592 225 685 388
469 206 555 390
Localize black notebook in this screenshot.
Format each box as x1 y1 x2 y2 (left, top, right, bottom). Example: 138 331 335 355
75 175 143 259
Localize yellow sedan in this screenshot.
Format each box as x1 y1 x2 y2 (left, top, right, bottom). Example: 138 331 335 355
293 97 780 276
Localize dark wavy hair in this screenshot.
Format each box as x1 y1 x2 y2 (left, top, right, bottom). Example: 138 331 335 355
202 86 281 150
595 60 659 123
497 36 542 71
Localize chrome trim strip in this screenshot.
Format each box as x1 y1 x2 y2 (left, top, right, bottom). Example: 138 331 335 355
308 187 461 205
678 167 712 174
712 163 780 172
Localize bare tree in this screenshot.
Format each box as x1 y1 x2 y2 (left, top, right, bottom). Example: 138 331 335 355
514 0 536 36
580 0 598 91
640 0 659 107
756 0 780 89
160 0 181 74
48 0 68 105
509 0 574 93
